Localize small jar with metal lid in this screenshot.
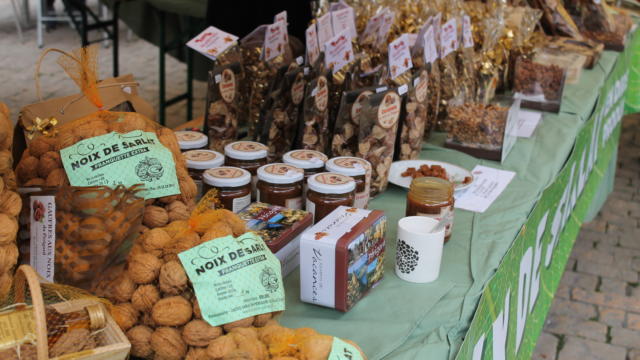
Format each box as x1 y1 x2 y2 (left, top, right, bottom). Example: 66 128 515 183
256 163 304 209
405 177 455 242
306 172 356 222
325 156 371 209
183 149 225 200
175 130 208 151
203 167 252 213
224 141 268 199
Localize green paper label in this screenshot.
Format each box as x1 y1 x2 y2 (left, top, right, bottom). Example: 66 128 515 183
329 337 364 360
60 130 180 199
178 232 285 327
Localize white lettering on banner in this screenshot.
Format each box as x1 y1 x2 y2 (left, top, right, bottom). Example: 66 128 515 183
472 334 485 360
516 212 547 353
492 292 510 360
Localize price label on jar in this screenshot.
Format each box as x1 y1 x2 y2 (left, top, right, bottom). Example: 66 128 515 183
178 233 285 327
60 130 180 199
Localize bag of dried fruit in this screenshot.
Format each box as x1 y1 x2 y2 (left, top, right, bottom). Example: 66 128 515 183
0 103 20 299
15 46 197 229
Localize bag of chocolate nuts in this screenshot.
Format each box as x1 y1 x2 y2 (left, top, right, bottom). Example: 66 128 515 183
204 62 242 152
298 74 330 152
357 89 402 196
331 86 376 157
396 70 430 160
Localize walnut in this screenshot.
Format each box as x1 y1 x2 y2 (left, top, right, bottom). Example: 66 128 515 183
37 151 61 178
0 190 21 217
223 316 255 332
298 334 333 360
142 228 173 257
0 273 11 298
28 136 54 158
158 128 181 155
185 347 209 360
158 261 188 295
128 253 162 284
16 156 38 183
167 201 190 222
178 168 198 201
229 327 258 340
0 151 12 174
111 303 139 331
127 325 154 358
46 168 69 187
151 327 187 360
3 172 16 190
131 284 161 312
143 206 169 228
231 333 268 360
0 214 18 246
192 298 202 319
0 244 18 274
182 320 223 347
253 313 272 327
151 296 192 326
112 273 137 303
207 335 237 359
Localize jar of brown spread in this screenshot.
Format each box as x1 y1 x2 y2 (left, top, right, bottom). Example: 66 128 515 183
306 172 356 223
175 131 208 151
405 176 455 242
256 163 304 209
325 156 371 209
183 149 225 200
224 141 268 199
283 149 328 200
203 167 252 213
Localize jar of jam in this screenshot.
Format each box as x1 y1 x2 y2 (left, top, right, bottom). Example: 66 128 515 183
283 149 328 199
256 163 304 209
306 172 356 223
325 156 371 209
224 141 268 199
405 177 454 242
203 167 252 213
183 149 225 200
175 131 208 151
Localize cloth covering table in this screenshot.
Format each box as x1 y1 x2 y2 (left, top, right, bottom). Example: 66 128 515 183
278 30 638 360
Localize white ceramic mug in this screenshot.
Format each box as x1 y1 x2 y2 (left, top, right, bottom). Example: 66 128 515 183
395 216 445 283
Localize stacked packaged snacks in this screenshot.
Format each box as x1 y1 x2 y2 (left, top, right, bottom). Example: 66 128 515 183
397 70 429 160
0 103 20 298
204 62 242 152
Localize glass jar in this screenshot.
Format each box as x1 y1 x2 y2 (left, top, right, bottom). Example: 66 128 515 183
183 149 225 200
175 130 208 151
405 177 455 242
325 156 371 209
283 149 328 200
256 163 304 209
306 172 356 223
224 141 268 199
203 167 252 213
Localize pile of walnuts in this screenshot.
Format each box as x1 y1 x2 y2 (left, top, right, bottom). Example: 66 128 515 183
0 103 20 298
104 209 279 359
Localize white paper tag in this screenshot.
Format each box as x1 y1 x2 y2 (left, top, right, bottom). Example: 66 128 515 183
388 34 413 79
264 20 288 61
331 6 357 39
361 9 387 43
376 86 388 93
412 16 432 55
423 25 439 64
306 23 320 65
317 13 334 47
515 110 542 138
376 10 395 47
455 166 516 213
398 84 408 95
440 18 458 57
274 10 287 24
406 33 418 47
462 15 474 48
324 31 354 74
187 26 239 61
30 195 56 282
433 13 442 45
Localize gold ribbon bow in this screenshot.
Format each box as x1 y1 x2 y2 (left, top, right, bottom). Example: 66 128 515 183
26 117 58 140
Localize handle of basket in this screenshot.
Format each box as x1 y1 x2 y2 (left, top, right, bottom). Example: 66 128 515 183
14 265 50 360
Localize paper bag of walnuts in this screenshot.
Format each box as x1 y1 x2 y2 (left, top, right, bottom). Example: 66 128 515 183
0 102 20 299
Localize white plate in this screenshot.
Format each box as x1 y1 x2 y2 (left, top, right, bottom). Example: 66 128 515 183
388 160 474 192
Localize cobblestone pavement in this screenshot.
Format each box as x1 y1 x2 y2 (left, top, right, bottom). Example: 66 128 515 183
0 0 206 128
533 114 640 360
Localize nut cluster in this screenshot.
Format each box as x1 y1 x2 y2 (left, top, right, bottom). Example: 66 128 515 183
446 103 509 149
0 103 20 298
513 59 564 101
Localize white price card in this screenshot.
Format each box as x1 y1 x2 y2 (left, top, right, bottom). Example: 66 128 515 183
187 26 238 61
462 15 474 48
274 10 287 24
440 18 458 57
263 20 288 61
306 23 320 65
388 34 413 79
455 165 516 213
324 31 354 74
423 25 439 64
515 110 542 138
317 13 334 47
331 6 357 39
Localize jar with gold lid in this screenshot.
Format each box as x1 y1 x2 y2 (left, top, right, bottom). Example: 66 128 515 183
405 177 455 242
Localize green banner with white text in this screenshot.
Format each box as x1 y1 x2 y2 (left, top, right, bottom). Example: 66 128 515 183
455 41 631 360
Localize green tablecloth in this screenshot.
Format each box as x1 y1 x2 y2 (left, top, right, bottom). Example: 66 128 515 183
279 49 625 360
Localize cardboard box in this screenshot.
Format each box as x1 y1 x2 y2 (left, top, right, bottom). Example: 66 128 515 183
300 206 386 312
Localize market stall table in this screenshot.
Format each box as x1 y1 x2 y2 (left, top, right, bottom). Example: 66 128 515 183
269 29 637 360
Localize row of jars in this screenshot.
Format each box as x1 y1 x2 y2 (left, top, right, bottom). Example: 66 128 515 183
177 131 371 222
